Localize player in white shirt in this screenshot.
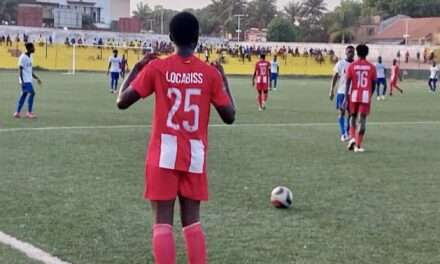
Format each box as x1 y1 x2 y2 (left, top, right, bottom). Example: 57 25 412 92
270 56 280 90
428 61 439 93
329 46 355 142
375 56 387 100
14 43 42 119
107 49 122 93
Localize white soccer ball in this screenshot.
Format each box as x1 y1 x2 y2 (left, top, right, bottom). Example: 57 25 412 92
271 186 293 209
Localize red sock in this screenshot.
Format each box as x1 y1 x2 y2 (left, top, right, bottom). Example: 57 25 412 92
183 222 207 264
263 92 268 103
349 126 356 139
257 94 262 108
152 224 176 264
356 133 364 147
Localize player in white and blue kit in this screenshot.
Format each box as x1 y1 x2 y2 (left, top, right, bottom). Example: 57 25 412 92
14 42 42 119
428 61 439 93
270 56 279 90
375 56 387 100
329 46 354 142
107 49 122 93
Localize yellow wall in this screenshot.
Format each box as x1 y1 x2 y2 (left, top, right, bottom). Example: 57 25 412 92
0 43 334 76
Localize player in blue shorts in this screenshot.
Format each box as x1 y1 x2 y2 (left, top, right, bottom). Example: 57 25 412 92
270 56 279 90
107 49 122 93
14 42 42 119
329 46 354 142
375 56 387 100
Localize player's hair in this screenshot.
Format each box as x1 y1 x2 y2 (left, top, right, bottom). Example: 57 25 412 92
260 53 266 59
346 45 354 50
113 49 118 54
356 44 369 58
169 12 199 47
25 42 34 51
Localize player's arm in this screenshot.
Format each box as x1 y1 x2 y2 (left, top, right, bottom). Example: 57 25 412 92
19 66 24 85
371 80 376 96
213 62 235 124
344 78 351 110
107 60 111 75
32 72 42 85
330 72 339 101
117 53 157 109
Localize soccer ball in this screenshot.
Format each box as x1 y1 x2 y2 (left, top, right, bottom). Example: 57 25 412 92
271 186 293 209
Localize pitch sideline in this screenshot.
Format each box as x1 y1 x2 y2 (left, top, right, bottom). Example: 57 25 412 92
0 231 71 264
0 121 439 133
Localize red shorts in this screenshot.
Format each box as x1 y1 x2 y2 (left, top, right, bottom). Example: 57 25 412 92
390 79 397 87
145 165 208 201
256 83 269 92
349 101 370 115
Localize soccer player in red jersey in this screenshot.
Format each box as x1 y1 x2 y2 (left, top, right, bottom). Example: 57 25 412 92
116 12 235 264
252 53 271 111
389 59 403 96
345 44 376 153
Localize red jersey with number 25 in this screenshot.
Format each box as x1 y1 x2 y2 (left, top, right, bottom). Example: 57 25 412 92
132 54 231 174
254 60 271 89
347 59 377 104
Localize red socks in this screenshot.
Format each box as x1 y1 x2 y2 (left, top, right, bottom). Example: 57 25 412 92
183 222 207 264
349 126 356 139
152 224 176 264
355 133 364 148
152 223 206 264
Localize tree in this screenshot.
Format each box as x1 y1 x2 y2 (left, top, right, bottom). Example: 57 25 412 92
327 0 362 43
246 0 277 29
283 0 303 25
82 14 96 30
267 16 297 42
132 2 152 31
299 0 327 42
361 0 440 18
0 0 18 23
301 0 327 24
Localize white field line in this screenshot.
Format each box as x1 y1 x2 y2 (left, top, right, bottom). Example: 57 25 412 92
0 121 439 133
0 231 71 264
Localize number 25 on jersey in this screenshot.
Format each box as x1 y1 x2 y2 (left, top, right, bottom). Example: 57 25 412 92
166 88 201 132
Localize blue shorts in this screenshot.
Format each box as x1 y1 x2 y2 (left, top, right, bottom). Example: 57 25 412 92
271 73 278 81
376 78 387 86
111 72 120 80
22 82 34 93
336 94 345 110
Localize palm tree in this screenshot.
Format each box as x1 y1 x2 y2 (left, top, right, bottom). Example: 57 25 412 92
301 0 327 24
327 0 361 43
283 1 303 25
132 2 152 30
246 0 277 29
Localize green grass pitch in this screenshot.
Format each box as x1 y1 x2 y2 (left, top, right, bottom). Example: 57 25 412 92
1 71 440 264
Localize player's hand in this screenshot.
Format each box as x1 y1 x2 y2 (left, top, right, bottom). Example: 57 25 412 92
37 79 42 86
342 99 348 111
136 52 158 70
329 92 334 101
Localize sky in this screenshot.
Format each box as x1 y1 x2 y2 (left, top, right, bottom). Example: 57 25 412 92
130 0 342 13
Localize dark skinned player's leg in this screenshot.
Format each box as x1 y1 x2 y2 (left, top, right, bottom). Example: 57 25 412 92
356 114 367 148
257 90 263 110
179 196 206 264
151 200 176 264
348 112 357 150
263 90 268 109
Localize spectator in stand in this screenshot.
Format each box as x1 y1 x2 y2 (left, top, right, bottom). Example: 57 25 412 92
405 51 409 63
7 35 12 46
